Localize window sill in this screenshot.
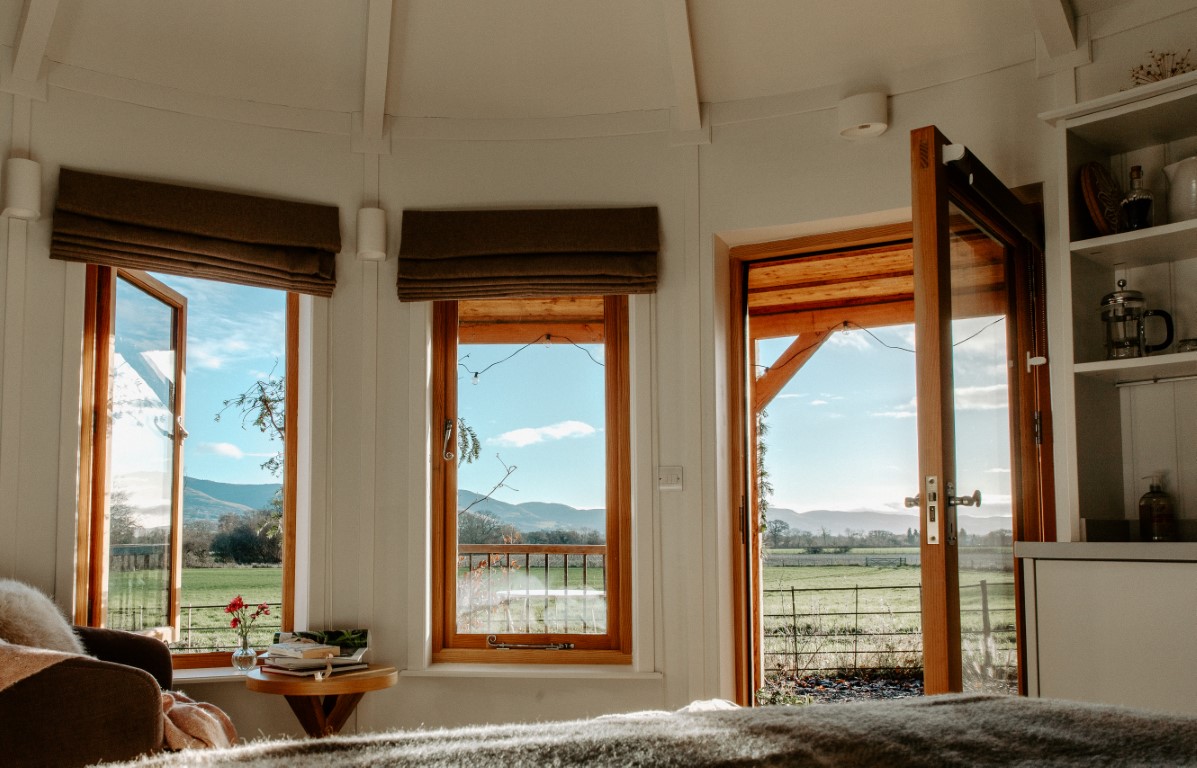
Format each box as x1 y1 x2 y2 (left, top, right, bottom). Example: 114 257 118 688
173 667 257 684
401 664 662 680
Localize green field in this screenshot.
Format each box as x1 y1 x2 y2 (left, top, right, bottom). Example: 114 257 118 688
108 567 283 651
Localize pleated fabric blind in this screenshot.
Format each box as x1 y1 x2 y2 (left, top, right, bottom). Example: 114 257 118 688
50 168 340 296
397 207 658 300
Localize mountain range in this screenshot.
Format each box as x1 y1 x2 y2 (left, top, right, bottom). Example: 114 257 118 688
183 476 281 524
179 479 1013 537
766 505 1013 537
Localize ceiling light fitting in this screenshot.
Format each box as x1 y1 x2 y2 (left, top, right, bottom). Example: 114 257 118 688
3 157 41 220
837 92 889 139
357 206 387 261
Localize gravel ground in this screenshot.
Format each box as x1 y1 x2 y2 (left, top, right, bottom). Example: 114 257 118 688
758 673 924 705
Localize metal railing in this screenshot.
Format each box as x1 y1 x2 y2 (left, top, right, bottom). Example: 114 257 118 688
106 602 283 653
457 544 607 634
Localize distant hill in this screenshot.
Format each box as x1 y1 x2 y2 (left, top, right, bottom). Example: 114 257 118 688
183 476 281 524
458 491 605 532
766 506 1013 537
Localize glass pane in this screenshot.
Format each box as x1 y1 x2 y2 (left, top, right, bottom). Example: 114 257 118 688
154 274 287 652
948 205 1017 694
105 276 178 631
455 308 608 635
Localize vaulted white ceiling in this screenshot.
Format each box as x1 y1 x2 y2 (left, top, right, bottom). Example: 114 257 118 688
0 1 1136 137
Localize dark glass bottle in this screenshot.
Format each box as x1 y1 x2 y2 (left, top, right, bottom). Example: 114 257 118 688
1137 475 1175 542
1122 165 1154 230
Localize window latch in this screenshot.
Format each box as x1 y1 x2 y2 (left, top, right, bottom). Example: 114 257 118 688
442 419 455 461
486 635 574 651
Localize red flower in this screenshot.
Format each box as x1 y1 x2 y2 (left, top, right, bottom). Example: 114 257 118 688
225 595 245 614
230 617 241 629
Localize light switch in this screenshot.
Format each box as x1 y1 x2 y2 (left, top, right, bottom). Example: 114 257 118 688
658 466 683 491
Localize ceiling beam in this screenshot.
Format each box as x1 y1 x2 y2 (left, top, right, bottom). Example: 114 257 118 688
354 0 394 154
1028 0 1077 59
660 0 707 143
1 0 58 101
752 329 832 414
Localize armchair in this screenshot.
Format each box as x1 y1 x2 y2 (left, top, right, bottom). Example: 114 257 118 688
0 627 170 767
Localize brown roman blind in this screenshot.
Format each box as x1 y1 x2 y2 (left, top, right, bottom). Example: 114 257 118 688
50 168 340 296
397 207 658 300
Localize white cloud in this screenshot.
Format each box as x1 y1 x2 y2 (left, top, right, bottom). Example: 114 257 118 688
201 442 245 459
490 420 596 448
775 393 805 400
984 467 1011 474
873 397 917 419
828 328 870 350
809 399 828 406
954 384 1008 411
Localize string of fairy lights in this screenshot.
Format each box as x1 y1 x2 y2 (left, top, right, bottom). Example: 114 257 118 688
458 333 604 385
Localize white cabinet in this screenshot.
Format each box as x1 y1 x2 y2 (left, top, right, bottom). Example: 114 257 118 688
1043 71 1197 540
1019 543 1197 714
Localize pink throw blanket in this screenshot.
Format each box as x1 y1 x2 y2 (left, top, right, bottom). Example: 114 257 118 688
161 690 237 750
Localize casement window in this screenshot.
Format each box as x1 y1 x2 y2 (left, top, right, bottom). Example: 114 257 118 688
431 296 632 663
52 168 336 668
76 265 298 668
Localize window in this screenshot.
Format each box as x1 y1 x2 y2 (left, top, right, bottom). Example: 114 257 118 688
431 296 631 663
77 265 297 667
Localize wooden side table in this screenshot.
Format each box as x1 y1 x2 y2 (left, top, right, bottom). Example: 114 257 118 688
245 664 398 737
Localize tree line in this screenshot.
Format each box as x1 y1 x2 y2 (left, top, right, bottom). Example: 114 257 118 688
763 519 1013 550
110 490 283 566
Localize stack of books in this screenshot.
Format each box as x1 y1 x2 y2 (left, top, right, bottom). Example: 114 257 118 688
260 629 370 677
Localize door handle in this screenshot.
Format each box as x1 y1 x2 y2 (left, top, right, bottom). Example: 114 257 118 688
903 494 920 508
949 489 981 508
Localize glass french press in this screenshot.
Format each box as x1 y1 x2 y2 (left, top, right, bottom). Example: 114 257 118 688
1099 279 1173 359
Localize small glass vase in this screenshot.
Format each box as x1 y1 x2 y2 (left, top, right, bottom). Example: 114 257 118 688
231 637 257 672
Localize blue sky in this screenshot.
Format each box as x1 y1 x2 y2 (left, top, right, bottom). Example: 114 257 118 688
756 318 1012 518
155 273 288 487
143 270 1012 520
457 340 607 510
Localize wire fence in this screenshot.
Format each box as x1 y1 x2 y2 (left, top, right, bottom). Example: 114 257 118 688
109 602 283 653
762 580 1017 691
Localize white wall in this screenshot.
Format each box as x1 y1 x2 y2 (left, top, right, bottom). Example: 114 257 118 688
1 6 1193 739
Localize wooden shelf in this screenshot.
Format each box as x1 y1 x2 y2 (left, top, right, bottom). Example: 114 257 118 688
1070 218 1197 267
1074 350 1197 384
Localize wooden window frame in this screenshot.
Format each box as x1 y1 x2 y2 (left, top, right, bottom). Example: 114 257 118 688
431 295 632 664
75 264 298 669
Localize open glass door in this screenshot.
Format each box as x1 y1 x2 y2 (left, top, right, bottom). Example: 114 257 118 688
910 126 1053 695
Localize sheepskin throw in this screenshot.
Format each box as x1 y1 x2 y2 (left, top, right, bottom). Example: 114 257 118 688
0 579 84 654
100 694 1197 767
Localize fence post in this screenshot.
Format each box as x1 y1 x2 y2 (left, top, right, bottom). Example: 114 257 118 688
853 585 859 673
980 580 992 670
790 587 798 671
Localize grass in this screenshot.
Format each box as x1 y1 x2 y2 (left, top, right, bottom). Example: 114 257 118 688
108 566 284 651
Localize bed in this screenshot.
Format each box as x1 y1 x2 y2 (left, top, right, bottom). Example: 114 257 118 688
105 693 1197 767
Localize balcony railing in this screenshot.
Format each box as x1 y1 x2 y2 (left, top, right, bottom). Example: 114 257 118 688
457 544 606 634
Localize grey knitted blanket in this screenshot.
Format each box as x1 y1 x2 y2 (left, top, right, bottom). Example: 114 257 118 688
110 694 1197 767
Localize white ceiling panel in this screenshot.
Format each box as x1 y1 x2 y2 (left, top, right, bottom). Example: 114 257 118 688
688 0 1038 103
44 0 368 113
387 0 674 119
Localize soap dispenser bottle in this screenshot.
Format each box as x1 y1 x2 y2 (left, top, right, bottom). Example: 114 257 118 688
1138 474 1176 542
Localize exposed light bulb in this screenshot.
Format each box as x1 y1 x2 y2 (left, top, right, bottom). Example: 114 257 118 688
472 372 480 386
542 334 552 348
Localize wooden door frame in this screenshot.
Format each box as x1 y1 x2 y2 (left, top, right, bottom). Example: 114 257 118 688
727 222 916 704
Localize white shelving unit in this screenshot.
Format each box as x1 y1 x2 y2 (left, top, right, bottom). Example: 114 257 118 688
1032 78 1197 711
1046 74 1197 543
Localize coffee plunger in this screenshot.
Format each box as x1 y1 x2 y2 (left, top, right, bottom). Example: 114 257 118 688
1099 279 1173 359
